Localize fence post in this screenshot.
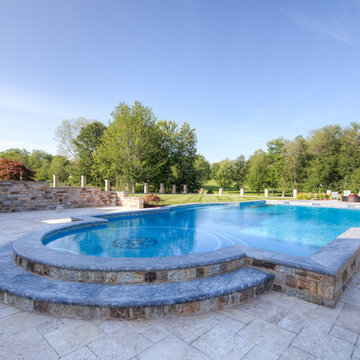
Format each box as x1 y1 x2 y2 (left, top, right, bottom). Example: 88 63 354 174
105 179 110 192
53 174 59 188
81 175 86 187
143 182 148 194
160 183 165 194
293 189 298 198
219 188 223 195
172 185 176 194
240 188 244 196
183 184 187 194
264 189 269 197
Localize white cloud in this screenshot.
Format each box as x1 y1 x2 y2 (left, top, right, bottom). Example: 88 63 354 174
280 7 356 47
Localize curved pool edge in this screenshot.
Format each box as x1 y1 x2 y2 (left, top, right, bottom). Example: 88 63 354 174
10 200 360 307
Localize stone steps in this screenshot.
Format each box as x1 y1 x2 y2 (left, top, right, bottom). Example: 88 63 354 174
0 243 274 319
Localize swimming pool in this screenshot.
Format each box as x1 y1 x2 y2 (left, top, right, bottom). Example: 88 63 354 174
44 203 360 258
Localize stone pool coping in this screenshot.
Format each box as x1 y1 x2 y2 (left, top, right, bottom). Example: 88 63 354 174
12 200 359 276
11 200 360 307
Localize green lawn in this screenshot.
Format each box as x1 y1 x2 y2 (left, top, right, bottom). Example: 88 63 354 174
202 180 293 197
136 193 290 206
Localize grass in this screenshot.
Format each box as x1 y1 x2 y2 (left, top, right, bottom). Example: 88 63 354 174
137 193 290 206
202 180 293 197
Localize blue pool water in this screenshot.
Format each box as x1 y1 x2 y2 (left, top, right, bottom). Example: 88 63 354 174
44 204 360 258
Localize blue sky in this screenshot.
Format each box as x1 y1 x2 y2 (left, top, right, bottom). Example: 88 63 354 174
1 0 360 162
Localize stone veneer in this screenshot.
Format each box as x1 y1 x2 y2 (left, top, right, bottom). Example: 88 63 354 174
0 277 272 320
0 181 143 212
13 253 245 284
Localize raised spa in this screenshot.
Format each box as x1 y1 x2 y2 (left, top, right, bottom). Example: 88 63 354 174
43 203 360 258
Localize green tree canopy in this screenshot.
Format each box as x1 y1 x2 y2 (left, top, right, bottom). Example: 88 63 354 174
72 121 106 185
246 150 270 193
94 101 163 190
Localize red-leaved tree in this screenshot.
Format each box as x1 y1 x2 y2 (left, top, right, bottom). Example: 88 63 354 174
0 159 36 181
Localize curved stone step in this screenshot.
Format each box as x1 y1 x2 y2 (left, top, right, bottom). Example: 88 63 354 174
0 244 274 319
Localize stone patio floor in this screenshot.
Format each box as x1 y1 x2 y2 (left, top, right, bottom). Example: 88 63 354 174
0 207 360 360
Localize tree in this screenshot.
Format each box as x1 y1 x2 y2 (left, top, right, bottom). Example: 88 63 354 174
280 136 309 191
266 138 285 192
54 118 91 158
306 125 342 191
168 122 199 192
210 162 220 179
194 155 211 186
73 121 106 185
0 148 30 166
28 150 53 181
338 122 360 189
0 159 35 180
48 156 70 183
94 101 163 190
246 150 269 194
214 159 234 189
233 155 246 189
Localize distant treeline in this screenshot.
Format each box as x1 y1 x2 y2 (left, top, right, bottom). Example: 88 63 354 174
212 123 360 193
1 101 360 194
0 101 211 192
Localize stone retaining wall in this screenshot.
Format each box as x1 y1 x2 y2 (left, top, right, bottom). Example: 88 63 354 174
0 181 143 212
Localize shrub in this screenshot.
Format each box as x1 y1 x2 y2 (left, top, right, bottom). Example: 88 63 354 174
144 193 163 207
0 159 35 181
296 192 330 200
207 189 213 194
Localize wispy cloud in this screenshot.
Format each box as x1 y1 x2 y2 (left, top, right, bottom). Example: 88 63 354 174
280 7 356 47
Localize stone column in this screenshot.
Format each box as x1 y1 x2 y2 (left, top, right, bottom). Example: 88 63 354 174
265 189 269 197
160 183 165 194
143 182 148 194
105 179 110 192
240 188 244 196
81 175 86 187
219 188 223 195
172 184 176 194
293 189 298 198
53 174 59 188
183 184 187 194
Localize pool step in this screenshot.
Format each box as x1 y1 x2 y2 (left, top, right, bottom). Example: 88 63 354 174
0 244 274 319
14 244 247 285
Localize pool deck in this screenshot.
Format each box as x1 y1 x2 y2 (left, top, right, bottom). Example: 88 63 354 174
1 205 360 359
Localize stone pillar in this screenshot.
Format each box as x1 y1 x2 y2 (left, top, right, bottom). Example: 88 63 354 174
293 189 298 198
282 191 285 198
53 174 59 188
105 179 110 192
240 188 244 196
160 183 165 194
265 189 269 197
81 175 86 187
144 182 148 194
183 184 187 194
172 184 176 194
219 188 223 195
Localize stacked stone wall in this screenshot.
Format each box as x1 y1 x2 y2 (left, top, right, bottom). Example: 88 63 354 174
0 181 142 212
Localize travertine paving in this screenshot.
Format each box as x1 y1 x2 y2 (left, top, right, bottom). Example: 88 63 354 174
0 207 360 359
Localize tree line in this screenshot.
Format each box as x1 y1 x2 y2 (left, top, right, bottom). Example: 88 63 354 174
1 101 360 194
0 101 210 192
212 123 360 194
